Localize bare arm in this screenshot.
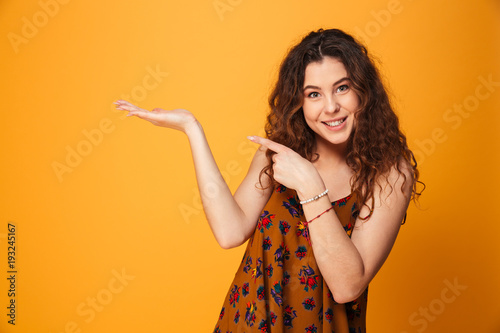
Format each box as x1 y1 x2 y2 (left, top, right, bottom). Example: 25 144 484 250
300 164 411 303
249 135 412 304
186 124 273 248
115 100 272 248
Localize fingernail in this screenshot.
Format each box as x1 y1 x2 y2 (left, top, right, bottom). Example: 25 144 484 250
126 113 134 117
247 136 255 141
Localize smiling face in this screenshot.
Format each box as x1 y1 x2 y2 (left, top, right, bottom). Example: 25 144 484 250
302 56 360 151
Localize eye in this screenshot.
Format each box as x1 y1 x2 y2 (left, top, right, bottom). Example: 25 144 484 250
336 84 349 93
307 92 320 98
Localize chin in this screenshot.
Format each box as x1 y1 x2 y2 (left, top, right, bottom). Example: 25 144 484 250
320 128 353 147
315 134 349 148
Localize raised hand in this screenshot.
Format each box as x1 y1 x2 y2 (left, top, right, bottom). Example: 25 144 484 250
114 100 198 133
247 136 325 199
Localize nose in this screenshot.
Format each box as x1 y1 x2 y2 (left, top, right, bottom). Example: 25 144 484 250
324 95 340 113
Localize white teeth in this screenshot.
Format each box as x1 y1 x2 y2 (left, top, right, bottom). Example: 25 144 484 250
324 118 345 127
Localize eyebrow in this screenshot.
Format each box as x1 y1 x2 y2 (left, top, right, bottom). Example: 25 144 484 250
303 77 350 91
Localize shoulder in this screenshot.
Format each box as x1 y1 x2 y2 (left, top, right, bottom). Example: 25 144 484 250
355 158 413 221
379 158 414 199
235 145 273 201
249 145 272 183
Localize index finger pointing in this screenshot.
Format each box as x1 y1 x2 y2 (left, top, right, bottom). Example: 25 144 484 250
247 136 288 153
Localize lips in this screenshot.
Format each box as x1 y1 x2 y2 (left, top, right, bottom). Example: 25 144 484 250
322 117 347 127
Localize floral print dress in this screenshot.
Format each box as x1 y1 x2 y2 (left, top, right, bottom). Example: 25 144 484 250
214 185 367 333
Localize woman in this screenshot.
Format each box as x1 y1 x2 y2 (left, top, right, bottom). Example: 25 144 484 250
115 28 422 332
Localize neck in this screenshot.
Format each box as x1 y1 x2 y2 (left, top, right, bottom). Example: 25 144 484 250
312 135 354 198
313 134 349 168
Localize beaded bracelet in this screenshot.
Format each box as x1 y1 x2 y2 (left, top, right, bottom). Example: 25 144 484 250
299 189 329 205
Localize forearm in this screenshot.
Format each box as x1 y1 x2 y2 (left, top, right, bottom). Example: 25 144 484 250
115 100 256 247
185 121 251 248
298 188 366 303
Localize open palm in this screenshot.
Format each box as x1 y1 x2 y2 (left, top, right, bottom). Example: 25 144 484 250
114 100 197 133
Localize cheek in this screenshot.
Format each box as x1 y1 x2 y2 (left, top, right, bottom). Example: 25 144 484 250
350 111 361 136
301 105 316 126
302 101 323 117
353 93 362 112
303 117 315 131
345 94 361 113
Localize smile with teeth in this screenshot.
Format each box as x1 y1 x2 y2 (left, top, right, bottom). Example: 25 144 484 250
323 117 347 127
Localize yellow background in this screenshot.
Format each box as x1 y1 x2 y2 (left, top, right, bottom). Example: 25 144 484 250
1 0 499 332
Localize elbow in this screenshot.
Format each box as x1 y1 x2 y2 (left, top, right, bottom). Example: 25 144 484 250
217 235 246 250
332 293 358 305
218 240 237 250
331 285 367 304
324 264 368 304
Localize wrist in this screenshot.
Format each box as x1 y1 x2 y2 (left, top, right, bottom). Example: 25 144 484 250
296 181 327 203
299 188 329 205
184 118 202 137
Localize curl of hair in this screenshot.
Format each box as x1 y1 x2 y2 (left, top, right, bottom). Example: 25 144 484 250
260 28 423 220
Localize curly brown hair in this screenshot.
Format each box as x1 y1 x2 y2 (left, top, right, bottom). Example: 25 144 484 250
261 28 423 220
